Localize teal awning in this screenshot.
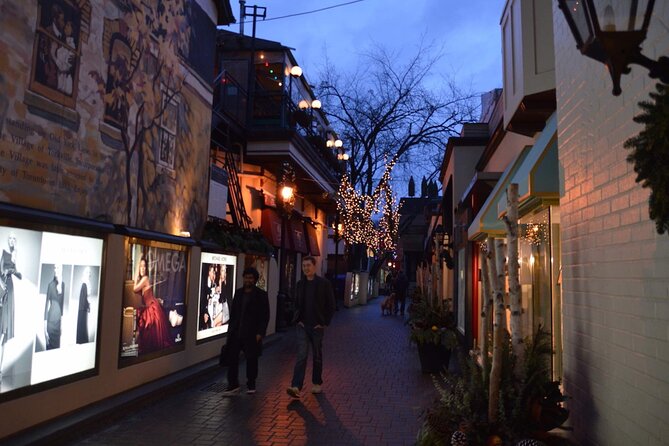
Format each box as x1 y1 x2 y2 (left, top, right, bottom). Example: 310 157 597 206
469 113 559 242
497 113 558 218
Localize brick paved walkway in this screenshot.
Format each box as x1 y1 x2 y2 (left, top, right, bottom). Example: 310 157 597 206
69 299 438 446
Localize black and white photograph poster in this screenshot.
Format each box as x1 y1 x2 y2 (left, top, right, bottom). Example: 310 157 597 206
0 225 103 394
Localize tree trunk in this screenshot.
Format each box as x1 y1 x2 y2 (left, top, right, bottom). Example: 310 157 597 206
479 244 493 381
488 237 507 423
504 183 524 373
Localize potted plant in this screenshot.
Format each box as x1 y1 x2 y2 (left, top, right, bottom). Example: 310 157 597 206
408 292 457 374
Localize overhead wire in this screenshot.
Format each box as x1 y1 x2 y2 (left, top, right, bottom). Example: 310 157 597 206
235 0 365 24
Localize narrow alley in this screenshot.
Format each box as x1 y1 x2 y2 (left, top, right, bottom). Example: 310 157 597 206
67 302 436 446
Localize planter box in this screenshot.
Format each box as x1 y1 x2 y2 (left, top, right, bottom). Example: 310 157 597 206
417 342 451 374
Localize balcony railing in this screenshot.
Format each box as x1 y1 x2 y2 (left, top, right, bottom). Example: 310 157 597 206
212 70 340 180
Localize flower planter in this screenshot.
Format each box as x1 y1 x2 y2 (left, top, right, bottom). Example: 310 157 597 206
417 342 450 374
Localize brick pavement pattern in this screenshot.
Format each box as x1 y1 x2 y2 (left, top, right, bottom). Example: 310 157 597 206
70 301 438 446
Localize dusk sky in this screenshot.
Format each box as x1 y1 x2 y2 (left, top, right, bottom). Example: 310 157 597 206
222 0 506 97
220 0 506 186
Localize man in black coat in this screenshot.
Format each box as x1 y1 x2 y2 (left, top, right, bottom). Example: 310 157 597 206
286 256 335 398
222 267 269 395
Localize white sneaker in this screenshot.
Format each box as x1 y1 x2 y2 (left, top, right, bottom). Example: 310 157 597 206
311 384 322 394
286 386 300 398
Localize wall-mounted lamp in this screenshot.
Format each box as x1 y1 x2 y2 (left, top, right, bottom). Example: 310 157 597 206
278 162 296 214
336 150 349 161
558 0 669 95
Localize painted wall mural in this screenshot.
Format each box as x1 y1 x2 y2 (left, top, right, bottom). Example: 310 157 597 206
0 0 216 236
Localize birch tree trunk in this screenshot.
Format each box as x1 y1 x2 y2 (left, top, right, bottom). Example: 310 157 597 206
488 237 507 423
504 183 524 373
479 244 493 381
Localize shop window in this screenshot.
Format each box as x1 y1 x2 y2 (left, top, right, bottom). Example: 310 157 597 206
519 206 562 380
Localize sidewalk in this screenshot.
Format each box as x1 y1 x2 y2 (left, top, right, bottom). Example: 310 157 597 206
65 299 437 446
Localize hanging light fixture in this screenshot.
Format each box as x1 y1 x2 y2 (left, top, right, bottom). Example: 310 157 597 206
278 162 296 213
289 65 303 77
557 0 669 95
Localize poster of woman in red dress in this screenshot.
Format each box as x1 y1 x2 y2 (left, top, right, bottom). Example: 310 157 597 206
120 240 187 364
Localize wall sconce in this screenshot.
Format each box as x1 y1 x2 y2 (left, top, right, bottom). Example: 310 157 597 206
558 0 669 95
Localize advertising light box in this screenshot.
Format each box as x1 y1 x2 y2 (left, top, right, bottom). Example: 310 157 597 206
197 252 236 341
0 225 103 397
120 240 188 364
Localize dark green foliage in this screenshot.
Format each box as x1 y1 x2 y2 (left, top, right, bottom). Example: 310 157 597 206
203 218 274 254
409 176 416 197
417 326 569 445
428 180 439 198
624 83 669 234
407 297 457 348
421 176 428 197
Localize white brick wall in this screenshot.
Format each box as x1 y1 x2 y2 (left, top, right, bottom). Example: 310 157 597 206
552 3 669 445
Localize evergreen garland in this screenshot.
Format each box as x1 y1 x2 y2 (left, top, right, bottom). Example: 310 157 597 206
624 83 669 234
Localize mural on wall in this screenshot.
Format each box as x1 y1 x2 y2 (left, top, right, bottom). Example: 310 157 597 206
0 0 215 235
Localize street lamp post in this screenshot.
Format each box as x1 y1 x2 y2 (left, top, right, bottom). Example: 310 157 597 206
276 162 295 331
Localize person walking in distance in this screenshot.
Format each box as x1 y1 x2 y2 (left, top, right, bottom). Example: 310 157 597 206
393 269 409 316
286 256 335 398
222 267 269 395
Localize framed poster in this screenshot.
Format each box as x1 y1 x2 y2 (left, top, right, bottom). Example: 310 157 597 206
196 252 236 341
244 255 268 291
120 239 188 364
0 225 103 398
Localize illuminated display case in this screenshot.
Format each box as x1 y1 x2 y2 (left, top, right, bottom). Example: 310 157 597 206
0 223 104 399
196 251 236 341
119 238 188 366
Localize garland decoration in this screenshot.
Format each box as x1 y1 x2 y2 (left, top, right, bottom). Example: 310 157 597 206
624 83 669 234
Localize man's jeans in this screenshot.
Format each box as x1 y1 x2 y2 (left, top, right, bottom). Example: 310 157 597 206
291 325 324 389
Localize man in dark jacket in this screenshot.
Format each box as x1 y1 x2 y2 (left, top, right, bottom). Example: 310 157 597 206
222 267 269 395
393 269 409 316
286 256 335 398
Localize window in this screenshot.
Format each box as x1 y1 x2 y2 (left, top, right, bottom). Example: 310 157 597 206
519 206 562 380
30 0 85 109
157 89 179 170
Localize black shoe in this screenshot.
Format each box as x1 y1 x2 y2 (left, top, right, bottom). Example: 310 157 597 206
222 385 240 396
246 384 256 394
286 386 300 398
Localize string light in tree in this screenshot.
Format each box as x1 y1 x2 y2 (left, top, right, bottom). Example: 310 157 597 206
335 158 402 256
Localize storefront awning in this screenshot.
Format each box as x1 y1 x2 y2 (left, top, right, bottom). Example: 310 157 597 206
290 218 309 254
498 113 559 217
305 223 321 256
261 208 284 248
468 146 532 241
